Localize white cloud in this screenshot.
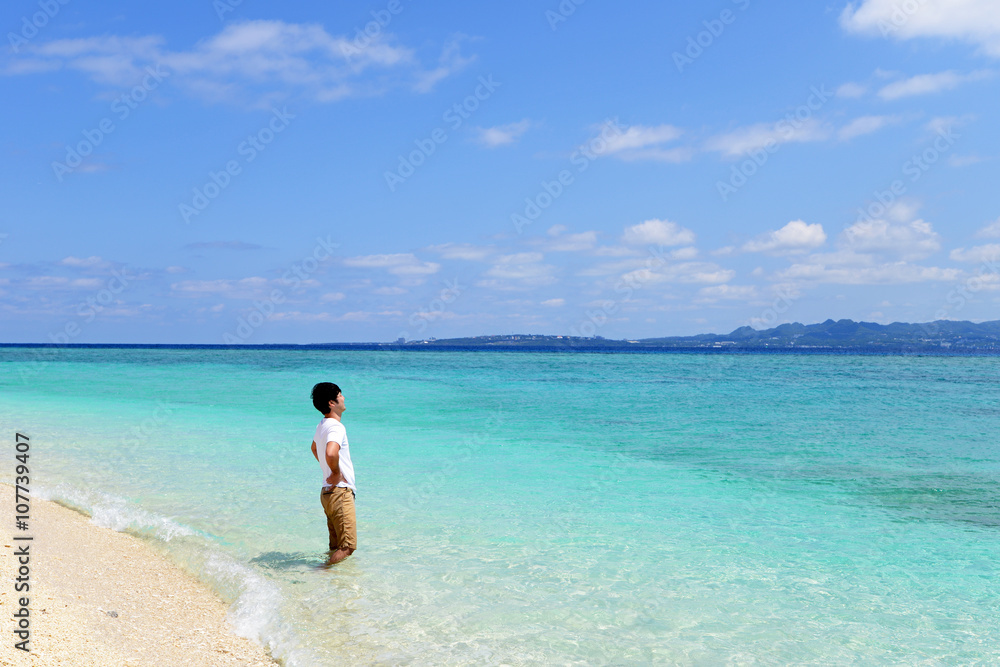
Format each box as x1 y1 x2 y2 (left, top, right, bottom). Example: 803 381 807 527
20 276 106 290
591 245 640 258
886 199 923 224
604 124 682 151
342 253 440 276
600 124 692 163
843 218 941 259
838 115 900 140
541 298 565 307
840 0 1000 57
268 310 402 323
975 218 1000 238
25 35 165 84
411 35 477 93
474 119 532 147
388 262 441 277
678 266 736 284
170 277 275 298
622 219 696 247
777 261 959 284
1 59 61 76
696 284 758 302
478 252 556 290
542 229 598 252
768 208 956 285
621 262 734 286
669 247 699 260
341 254 412 268
705 118 831 157
801 249 879 268
766 209 956 286
23 276 68 289
948 154 988 167
837 82 868 98
427 243 493 261
372 286 407 295
60 255 108 268
949 244 1000 263
924 115 970 136
978 274 1000 291
877 70 991 100
613 147 694 163
485 252 546 277
742 220 828 254
577 257 650 278
5 21 466 105
320 292 345 302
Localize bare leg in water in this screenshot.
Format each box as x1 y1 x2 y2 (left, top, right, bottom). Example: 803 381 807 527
324 547 355 567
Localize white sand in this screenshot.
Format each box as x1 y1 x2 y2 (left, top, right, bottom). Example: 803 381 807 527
0 486 279 666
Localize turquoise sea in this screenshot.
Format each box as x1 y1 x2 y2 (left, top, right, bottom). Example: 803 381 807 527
2 347 999 665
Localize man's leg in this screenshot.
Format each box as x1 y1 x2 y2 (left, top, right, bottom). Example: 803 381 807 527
325 546 355 565
321 489 339 551
325 488 357 565
326 512 339 551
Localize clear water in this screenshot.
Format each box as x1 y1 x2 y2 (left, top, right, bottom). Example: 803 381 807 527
1 347 999 665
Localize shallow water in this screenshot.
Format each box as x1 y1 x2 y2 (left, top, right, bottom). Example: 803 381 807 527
2 348 999 664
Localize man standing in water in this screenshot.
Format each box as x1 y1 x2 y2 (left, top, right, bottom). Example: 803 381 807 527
310 382 357 565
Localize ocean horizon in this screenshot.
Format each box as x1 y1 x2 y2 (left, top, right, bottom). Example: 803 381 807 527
3 346 999 664
3 342 999 356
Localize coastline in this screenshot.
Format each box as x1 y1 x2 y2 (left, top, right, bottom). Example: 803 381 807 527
2 342 997 356
0 484 279 666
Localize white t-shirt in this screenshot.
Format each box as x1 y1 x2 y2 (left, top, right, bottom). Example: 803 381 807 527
314 417 356 493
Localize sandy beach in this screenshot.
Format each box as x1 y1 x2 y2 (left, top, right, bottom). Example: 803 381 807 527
0 485 278 667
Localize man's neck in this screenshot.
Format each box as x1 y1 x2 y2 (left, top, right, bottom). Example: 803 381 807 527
324 412 342 422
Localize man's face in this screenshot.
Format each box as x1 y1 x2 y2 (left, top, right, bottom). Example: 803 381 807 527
329 392 346 413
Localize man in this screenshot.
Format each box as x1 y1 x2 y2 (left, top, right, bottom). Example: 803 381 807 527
310 382 357 565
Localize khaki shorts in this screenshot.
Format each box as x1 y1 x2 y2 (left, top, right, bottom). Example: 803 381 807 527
320 486 357 551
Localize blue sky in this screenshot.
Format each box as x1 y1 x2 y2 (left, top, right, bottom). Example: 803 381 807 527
2 0 999 343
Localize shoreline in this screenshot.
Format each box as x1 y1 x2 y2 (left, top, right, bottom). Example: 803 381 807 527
0 484 279 666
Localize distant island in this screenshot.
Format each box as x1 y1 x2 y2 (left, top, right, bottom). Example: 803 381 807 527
400 319 1000 352
4 318 1000 353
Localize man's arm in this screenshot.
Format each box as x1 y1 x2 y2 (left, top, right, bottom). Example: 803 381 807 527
311 440 318 461
325 440 344 486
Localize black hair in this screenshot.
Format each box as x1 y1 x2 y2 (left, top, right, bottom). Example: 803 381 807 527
311 382 341 414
